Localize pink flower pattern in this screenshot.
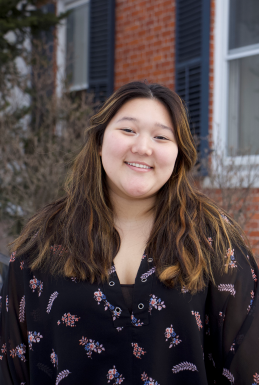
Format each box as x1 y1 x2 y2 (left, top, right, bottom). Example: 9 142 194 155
29 276 43 297
149 294 166 314
28 331 43 350
10 344 26 362
247 290 255 313
131 313 144 327
164 325 182 348
208 237 213 247
50 244 64 256
109 266 116 275
1 343 7 354
107 366 125 384
225 248 237 268
50 349 58 368
251 269 257 282
79 336 105 359
230 341 235 352
253 373 259 384
9 251 16 262
132 343 146 359
191 311 203 330
181 286 189 293
58 313 80 327
0 343 7 361
94 289 122 321
218 311 225 326
141 372 160 384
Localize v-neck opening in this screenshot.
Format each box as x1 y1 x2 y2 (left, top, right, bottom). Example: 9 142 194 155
102 251 154 327
120 284 134 314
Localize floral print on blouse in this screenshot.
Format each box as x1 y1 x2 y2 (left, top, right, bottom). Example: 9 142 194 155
0 242 259 384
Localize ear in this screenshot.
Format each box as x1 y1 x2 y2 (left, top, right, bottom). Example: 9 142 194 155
98 146 102 156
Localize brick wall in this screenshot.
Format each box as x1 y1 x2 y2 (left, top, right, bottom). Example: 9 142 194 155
114 0 176 90
245 189 259 261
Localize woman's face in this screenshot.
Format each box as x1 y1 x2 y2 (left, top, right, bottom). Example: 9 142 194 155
99 98 178 200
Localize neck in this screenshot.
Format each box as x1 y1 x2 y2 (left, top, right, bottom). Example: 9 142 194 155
109 191 156 229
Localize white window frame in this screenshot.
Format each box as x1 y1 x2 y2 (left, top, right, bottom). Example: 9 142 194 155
213 0 259 173
56 0 90 97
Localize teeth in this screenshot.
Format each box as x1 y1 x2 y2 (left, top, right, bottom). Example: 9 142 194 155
126 162 151 169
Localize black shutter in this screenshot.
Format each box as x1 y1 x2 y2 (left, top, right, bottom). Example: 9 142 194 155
175 0 210 173
88 0 115 103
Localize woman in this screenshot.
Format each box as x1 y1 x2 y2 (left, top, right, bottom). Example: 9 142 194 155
0 82 258 385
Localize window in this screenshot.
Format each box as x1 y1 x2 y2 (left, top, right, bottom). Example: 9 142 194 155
65 0 89 91
57 0 115 100
227 0 259 156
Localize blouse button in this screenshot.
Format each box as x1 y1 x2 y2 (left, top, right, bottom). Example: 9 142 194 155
115 307 121 313
138 303 144 310
141 278 147 282
147 258 153 262
109 281 115 286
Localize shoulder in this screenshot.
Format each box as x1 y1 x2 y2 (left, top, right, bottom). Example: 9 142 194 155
208 238 258 308
2 251 34 295
8 251 28 273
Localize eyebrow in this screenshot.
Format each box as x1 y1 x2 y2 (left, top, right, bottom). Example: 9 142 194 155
116 116 174 133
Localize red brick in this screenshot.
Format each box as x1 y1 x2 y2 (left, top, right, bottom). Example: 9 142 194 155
114 0 176 90
246 222 259 229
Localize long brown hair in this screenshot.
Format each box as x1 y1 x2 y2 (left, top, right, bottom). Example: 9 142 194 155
11 81 251 293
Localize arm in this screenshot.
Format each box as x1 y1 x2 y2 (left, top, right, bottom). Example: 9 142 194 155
0 254 30 385
205 245 259 384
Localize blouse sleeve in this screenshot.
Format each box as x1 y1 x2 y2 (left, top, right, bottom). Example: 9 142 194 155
0 254 29 385
205 244 259 384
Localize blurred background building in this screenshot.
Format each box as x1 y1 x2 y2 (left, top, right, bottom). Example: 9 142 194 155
1 0 259 283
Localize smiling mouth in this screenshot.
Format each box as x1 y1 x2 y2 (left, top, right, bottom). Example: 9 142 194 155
125 162 153 169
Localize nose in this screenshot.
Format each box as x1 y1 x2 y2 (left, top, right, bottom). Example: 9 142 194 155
131 135 153 156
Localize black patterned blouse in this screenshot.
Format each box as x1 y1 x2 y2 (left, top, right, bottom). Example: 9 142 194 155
0 241 259 385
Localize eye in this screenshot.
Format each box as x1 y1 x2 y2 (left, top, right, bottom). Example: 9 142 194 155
120 128 135 133
155 135 169 141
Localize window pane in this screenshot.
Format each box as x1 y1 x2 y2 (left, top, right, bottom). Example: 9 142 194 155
228 54 259 155
66 3 89 90
229 0 259 49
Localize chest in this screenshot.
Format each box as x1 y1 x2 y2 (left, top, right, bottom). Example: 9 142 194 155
113 236 147 284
